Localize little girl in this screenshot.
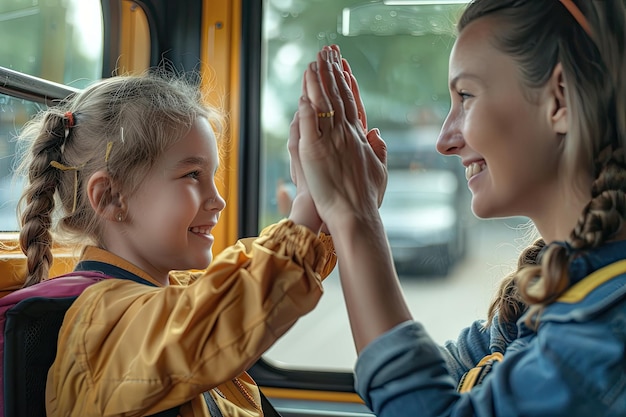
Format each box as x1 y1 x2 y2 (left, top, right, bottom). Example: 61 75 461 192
16 72 336 416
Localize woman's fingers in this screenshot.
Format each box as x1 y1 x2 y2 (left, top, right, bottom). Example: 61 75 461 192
349 72 367 131
333 63 361 133
315 49 344 125
304 61 335 135
325 46 361 128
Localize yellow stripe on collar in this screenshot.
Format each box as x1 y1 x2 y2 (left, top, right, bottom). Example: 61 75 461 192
557 259 626 303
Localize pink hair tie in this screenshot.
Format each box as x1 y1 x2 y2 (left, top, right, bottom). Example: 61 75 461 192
64 111 75 128
63 111 75 140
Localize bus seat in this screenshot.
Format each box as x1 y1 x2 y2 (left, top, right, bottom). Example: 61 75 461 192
3 296 73 417
0 275 105 417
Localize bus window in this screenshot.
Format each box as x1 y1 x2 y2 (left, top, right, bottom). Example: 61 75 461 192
0 0 103 232
0 0 103 87
260 0 530 371
0 94 43 232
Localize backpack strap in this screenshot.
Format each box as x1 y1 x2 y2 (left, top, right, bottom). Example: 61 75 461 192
203 391 224 417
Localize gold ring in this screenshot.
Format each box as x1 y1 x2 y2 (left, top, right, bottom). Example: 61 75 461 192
317 110 335 118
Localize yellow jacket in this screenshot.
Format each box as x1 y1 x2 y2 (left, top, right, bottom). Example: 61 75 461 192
45 220 336 417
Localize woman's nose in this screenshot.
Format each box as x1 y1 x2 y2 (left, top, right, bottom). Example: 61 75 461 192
436 112 463 156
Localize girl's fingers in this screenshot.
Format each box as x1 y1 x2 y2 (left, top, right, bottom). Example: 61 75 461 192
366 128 387 166
298 95 322 144
288 111 300 184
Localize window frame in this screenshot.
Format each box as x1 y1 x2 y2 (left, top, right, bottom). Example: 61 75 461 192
240 0 359 395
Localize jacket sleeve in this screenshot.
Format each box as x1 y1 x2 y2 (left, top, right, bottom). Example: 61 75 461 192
46 219 336 417
355 317 623 417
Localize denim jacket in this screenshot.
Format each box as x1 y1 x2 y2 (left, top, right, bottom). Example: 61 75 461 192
354 240 626 417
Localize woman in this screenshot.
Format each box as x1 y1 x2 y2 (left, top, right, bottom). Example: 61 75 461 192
295 1 626 415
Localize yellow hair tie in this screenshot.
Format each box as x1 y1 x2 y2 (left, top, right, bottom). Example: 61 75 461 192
104 141 114 163
49 161 79 171
49 160 83 213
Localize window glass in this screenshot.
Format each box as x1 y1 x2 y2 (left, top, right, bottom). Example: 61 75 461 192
0 0 103 87
261 0 531 370
0 0 102 232
0 96 42 231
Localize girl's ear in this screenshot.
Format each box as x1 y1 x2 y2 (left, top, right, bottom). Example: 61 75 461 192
87 171 125 221
548 63 568 135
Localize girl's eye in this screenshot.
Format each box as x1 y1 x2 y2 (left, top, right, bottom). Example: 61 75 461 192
185 170 201 180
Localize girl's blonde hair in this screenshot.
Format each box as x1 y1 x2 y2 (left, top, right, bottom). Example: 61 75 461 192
458 0 626 327
17 72 225 288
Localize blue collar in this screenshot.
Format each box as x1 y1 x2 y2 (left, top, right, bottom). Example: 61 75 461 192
74 260 157 287
565 240 626 285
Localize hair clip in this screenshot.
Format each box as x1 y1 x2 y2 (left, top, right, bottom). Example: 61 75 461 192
558 0 592 36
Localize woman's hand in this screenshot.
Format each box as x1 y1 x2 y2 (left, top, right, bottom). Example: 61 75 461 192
329 46 387 206
296 47 411 353
288 45 386 233
296 47 387 233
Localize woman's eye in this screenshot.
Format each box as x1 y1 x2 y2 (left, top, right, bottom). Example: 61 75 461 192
458 91 472 102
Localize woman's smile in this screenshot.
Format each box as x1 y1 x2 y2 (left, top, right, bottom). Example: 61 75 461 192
465 161 486 181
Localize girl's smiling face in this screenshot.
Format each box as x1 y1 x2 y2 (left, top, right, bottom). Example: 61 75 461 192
109 116 226 282
436 17 565 222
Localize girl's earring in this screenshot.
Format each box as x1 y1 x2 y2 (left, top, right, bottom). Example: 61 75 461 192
117 212 124 222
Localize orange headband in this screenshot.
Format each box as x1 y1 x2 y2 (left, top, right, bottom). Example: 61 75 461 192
558 0 592 36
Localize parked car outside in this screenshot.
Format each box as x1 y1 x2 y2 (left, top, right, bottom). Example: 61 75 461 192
379 168 467 276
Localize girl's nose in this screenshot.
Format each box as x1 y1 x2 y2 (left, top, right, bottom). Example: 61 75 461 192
205 192 226 212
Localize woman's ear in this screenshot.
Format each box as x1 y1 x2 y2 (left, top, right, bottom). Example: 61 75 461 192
548 63 568 135
87 171 125 221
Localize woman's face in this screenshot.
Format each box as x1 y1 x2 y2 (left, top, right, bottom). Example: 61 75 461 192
437 18 564 221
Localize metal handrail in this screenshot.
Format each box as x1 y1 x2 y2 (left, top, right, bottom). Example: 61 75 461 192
0 66 79 106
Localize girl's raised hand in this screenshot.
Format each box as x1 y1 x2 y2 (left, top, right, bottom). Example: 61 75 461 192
286 109 323 233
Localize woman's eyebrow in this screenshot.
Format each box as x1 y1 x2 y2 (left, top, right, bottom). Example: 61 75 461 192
449 72 482 90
